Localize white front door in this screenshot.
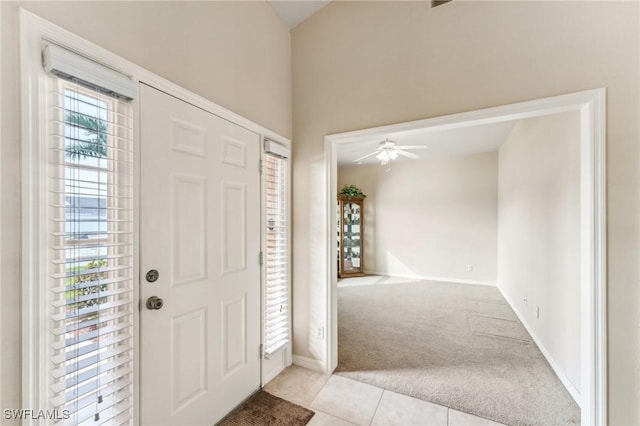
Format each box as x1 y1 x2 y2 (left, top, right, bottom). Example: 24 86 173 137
139 84 261 425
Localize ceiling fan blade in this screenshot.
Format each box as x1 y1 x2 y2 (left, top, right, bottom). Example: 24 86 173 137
395 149 420 159
352 150 380 163
395 145 429 150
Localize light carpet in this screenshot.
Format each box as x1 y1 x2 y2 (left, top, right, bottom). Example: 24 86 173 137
335 277 580 426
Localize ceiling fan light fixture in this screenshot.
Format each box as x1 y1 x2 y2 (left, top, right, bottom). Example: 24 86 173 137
352 138 428 166
376 151 390 162
381 139 395 149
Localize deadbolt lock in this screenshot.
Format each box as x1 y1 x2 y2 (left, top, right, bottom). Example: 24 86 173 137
146 296 164 310
146 269 159 283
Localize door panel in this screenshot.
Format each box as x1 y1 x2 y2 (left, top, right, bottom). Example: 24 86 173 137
172 174 207 286
140 84 261 425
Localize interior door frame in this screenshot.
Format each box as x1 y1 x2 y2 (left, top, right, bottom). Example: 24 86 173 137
20 10 290 425
324 89 606 426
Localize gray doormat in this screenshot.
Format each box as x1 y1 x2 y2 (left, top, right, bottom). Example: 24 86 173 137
218 390 315 426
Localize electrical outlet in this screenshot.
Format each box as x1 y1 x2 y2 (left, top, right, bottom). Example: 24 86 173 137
466 264 473 272
316 327 324 339
536 306 540 319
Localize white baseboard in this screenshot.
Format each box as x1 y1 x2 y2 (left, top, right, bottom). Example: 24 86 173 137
292 355 325 373
363 270 497 287
499 287 581 406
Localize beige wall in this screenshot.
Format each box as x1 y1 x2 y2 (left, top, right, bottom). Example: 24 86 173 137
0 0 291 412
338 152 498 283
292 2 639 423
498 111 582 393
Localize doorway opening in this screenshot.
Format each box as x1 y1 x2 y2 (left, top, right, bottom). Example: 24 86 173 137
324 89 606 426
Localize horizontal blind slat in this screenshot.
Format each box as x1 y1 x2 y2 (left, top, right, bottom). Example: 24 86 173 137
50 320 132 350
51 331 133 365
69 388 131 425
51 344 131 378
51 276 132 294
51 264 132 280
59 377 130 415
51 355 132 394
51 298 134 323
51 366 133 407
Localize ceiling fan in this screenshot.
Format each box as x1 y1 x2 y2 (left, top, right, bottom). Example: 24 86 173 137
353 138 429 165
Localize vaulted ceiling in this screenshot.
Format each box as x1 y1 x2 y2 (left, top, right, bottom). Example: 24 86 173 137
268 1 331 29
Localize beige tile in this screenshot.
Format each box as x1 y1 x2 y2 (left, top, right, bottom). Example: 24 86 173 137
307 409 358 426
448 409 505 426
310 376 383 425
371 390 447 426
263 365 330 406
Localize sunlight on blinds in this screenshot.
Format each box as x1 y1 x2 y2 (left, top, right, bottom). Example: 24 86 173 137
263 152 289 357
48 77 134 425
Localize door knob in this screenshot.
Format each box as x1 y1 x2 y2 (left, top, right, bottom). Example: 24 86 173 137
146 296 164 310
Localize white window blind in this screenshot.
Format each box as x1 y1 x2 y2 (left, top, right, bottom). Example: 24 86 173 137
46 67 134 425
263 146 290 357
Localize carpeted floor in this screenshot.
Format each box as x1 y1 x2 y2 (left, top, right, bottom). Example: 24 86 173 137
335 276 580 426
218 391 315 426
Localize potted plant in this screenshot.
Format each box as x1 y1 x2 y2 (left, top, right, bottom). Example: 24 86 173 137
339 184 366 199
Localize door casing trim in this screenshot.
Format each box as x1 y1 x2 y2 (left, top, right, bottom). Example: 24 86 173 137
324 88 606 426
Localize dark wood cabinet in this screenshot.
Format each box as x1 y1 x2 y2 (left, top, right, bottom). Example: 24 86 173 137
337 195 365 278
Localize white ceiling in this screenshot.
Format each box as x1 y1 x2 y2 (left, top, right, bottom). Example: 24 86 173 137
268 1 331 29
337 120 518 166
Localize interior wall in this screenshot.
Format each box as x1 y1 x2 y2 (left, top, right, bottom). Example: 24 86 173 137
0 1 291 412
498 111 582 395
338 152 498 283
291 2 639 423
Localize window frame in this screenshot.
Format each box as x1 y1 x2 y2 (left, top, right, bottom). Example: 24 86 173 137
20 13 143 424
261 139 293 384
48 78 135 423
262 147 291 356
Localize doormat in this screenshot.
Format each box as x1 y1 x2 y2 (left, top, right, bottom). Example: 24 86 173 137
218 390 315 426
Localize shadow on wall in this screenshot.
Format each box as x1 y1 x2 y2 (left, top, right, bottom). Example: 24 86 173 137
376 251 417 277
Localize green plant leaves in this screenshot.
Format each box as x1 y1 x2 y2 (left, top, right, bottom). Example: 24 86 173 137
339 184 366 198
65 112 108 159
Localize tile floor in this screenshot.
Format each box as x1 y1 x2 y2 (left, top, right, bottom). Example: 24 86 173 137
264 365 505 426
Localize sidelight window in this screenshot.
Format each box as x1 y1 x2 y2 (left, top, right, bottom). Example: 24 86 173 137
28 43 138 425
263 140 291 358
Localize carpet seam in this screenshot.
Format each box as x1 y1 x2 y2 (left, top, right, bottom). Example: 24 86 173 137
470 330 532 343
467 313 518 323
